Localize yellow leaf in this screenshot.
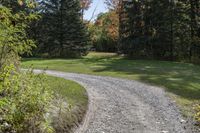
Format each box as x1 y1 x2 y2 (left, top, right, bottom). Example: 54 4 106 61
18 0 24 6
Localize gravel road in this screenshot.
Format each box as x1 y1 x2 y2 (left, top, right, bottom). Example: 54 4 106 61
33 70 194 133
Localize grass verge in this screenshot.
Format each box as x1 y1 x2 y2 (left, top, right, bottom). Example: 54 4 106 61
45 75 88 133
22 52 200 117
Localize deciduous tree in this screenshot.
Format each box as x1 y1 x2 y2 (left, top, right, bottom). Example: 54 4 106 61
80 0 92 20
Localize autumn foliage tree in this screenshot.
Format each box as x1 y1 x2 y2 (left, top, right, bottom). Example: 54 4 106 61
105 0 119 10
80 0 92 20
89 11 119 52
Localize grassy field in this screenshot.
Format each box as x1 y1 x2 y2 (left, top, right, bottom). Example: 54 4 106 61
45 76 88 132
22 52 200 116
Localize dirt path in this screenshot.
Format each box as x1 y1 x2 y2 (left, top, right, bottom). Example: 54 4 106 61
34 70 192 133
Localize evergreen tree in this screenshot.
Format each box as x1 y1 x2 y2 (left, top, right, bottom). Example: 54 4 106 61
119 0 147 57
59 0 89 57
31 0 89 57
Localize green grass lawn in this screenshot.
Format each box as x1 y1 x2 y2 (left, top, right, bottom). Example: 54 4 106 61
45 76 88 132
22 52 200 116
46 76 88 108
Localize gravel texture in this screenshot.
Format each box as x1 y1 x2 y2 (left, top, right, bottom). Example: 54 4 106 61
33 70 195 133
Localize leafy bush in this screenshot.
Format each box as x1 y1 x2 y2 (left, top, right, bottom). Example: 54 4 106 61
0 5 54 133
0 6 37 67
0 65 53 133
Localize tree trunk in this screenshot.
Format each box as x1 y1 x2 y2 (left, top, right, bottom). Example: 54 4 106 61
170 0 174 61
60 0 64 56
189 0 196 60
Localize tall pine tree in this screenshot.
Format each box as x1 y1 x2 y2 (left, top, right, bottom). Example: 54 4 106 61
31 0 89 57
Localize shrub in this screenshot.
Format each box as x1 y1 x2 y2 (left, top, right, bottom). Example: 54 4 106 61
0 6 38 67
0 5 53 133
0 65 53 133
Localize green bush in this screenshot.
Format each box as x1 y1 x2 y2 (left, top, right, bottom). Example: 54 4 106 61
0 65 53 133
0 6 39 69
0 5 54 133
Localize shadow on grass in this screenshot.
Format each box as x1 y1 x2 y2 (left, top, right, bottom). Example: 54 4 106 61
22 57 81 62
89 58 200 101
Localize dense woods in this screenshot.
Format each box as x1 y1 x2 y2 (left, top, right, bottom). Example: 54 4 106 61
2 0 200 62
105 0 200 63
118 0 198 61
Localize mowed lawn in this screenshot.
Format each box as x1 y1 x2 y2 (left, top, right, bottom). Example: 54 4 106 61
22 52 200 115
46 76 88 108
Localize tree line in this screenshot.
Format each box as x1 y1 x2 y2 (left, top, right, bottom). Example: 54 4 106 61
93 0 200 63
98 0 200 63
120 0 200 62
2 0 200 63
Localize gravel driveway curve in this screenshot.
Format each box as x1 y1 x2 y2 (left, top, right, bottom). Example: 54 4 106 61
34 70 193 133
